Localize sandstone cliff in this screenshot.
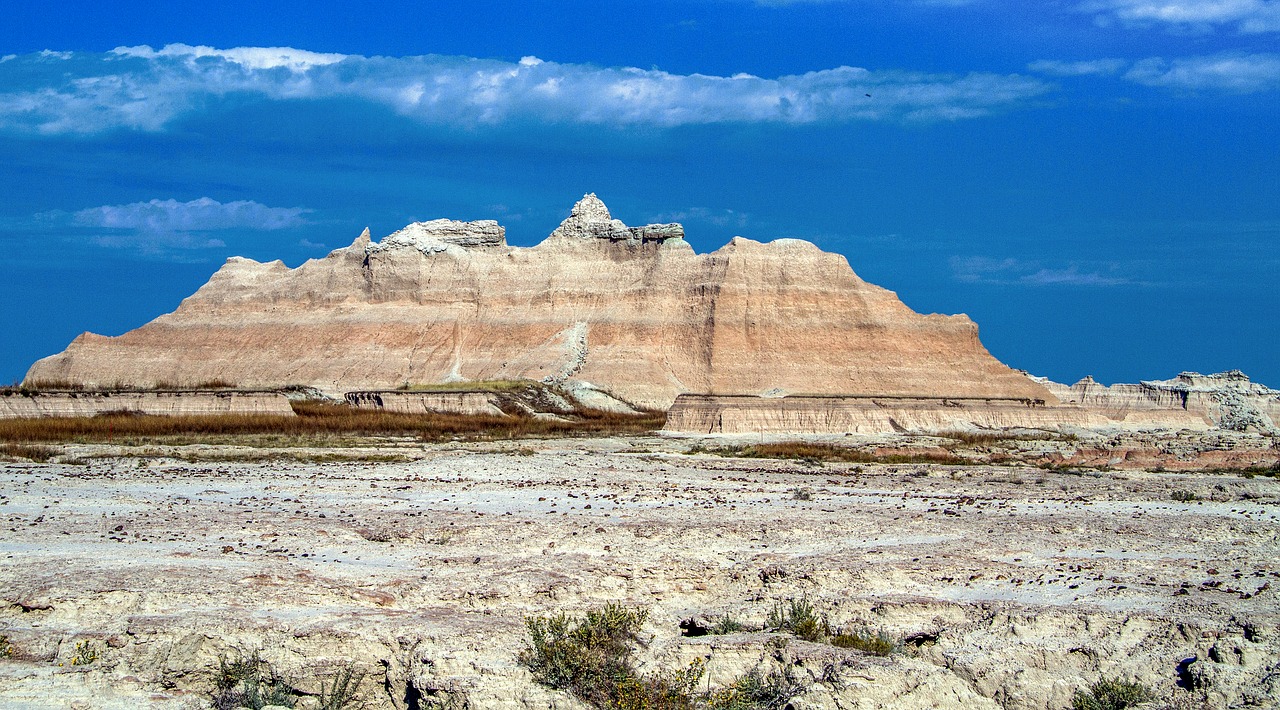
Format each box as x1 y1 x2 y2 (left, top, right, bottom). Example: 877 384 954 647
27 194 1050 409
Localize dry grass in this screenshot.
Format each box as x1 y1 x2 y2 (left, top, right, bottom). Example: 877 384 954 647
689 442 967 466
3 378 238 393
941 430 1073 446
0 400 665 445
0 443 60 462
395 379 531 392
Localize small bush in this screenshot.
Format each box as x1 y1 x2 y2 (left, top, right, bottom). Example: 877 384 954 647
317 662 366 710
1171 490 1198 502
1 634 14 658
521 604 806 710
69 640 99 666
706 666 803 710
708 615 747 635
211 650 297 710
766 599 827 642
1071 677 1155 710
830 629 897 656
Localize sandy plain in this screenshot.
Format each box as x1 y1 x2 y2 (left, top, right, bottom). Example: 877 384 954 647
1 433 1278 709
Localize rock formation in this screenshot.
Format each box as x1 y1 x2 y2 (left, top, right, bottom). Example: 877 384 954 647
1033 370 1280 433
26 194 1048 410
0 390 294 419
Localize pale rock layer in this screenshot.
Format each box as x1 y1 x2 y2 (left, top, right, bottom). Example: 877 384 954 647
1036 370 1280 433
27 194 1051 410
0 391 294 419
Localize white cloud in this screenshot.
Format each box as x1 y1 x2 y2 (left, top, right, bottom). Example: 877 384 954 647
1028 58 1128 76
74 197 309 232
111 43 348 72
1080 0 1280 33
950 256 1133 286
1125 52 1280 91
0 45 1052 135
651 206 751 228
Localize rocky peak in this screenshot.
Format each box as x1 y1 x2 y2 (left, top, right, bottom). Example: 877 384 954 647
366 219 505 257
570 193 612 222
550 193 685 244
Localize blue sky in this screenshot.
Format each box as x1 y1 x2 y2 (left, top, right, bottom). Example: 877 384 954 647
1 0 1277 387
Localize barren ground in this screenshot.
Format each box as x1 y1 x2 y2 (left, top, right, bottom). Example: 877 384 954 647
1 433 1278 709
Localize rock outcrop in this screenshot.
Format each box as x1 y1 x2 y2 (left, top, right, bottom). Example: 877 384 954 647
0 390 294 419
26 194 1048 410
1034 370 1280 433
664 394 1107 435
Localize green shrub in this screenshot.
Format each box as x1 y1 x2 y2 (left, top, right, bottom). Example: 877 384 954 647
69 640 99 666
705 666 803 710
1171 490 1198 502
708 615 747 635
520 604 805 710
830 629 897 656
211 651 297 710
317 662 366 710
766 599 827 642
1071 677 1155 710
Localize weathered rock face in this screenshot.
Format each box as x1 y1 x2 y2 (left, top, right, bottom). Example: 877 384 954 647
27 194 1050 409
1034 370 1280 433
0 390 294 419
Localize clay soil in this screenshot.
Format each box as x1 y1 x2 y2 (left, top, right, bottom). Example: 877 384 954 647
1 434 1278 709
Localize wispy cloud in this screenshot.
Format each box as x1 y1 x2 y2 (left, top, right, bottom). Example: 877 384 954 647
650 206 750 228
62 197 310 253
1080 0 1280 34
0 44 1052 135
950 256 1134 286
1029 51 1280 91
74 197 309 232
1027 58 1127 76
1125 52 1280 91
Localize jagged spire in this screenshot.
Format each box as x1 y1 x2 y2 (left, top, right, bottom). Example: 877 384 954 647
569 193 611 222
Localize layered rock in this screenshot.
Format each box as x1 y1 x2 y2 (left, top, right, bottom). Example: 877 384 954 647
665 394 1106 435
0 391 294 419
27 194 1050 410
1033 370 1280 433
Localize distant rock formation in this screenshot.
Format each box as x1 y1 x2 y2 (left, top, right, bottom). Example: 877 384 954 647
27 194 1050 409
1033 370 1280 433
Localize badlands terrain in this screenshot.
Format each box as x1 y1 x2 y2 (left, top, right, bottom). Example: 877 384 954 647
1 430 1278 709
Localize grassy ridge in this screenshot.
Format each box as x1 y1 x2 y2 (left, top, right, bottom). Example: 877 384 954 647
0 400 665 444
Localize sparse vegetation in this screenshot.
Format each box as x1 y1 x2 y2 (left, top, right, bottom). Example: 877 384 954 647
69 640 99 666
1171 490 1198 502
764 598 897 655
211 651 297 710
1071 677 1155 710
0 634 13 658
704 666 804 710
766 598 826 642
520 604 809 710
790 487 813 501
0 443 59 462
830 628 897 656
708 615 747 635
317 662 367 710
687 442 967 466
941 430 1077 446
